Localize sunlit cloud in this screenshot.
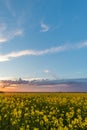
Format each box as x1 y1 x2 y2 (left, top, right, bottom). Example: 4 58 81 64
40 21 50 32
23 77 45 81
0 44 68 62
0 37 8 43
0 41 87 62
0 76 15 80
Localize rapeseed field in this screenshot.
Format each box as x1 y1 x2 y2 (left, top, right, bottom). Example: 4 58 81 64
0 93 87 130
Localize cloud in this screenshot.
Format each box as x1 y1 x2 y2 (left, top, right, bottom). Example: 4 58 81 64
40 21 50 32
0 29 23 43
11 29 24 37
0 23 23 43
44 69 49 73
0 44 68 62
4 0 16 17
76 41 87 48
0 76 15 80
51 23 62 32
0 37 8 43
23 77 45 81
44 69 59 79
0 41 87 62
0 23 7 32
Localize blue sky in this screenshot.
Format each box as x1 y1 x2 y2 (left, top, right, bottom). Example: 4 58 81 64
0 0 87 80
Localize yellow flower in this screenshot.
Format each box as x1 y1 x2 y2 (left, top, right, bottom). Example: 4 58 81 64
33 128 39 130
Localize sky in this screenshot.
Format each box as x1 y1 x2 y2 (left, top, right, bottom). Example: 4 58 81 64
0 0 87 80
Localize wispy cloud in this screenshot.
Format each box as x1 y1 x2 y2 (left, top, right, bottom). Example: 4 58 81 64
12 29 23 37
0 23 23 43
0 41 87 62
0 23 7 32
76 41 87 48
51 23 62 32
40 21 50 32
17 11 26 27
4 0 16 17
0 44 68 62
44 69 59 79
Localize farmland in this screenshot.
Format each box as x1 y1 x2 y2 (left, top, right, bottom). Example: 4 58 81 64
0 93 87 130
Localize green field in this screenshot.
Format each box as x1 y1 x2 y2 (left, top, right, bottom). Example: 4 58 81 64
0 93 87 130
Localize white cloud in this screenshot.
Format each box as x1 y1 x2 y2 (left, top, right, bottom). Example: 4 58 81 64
0 23 23 43
0 76 15 80
0 37 8 43
0 41 87 62
23 77 45 81
76 41 87 48
40 22 50 32
0 44 68 62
